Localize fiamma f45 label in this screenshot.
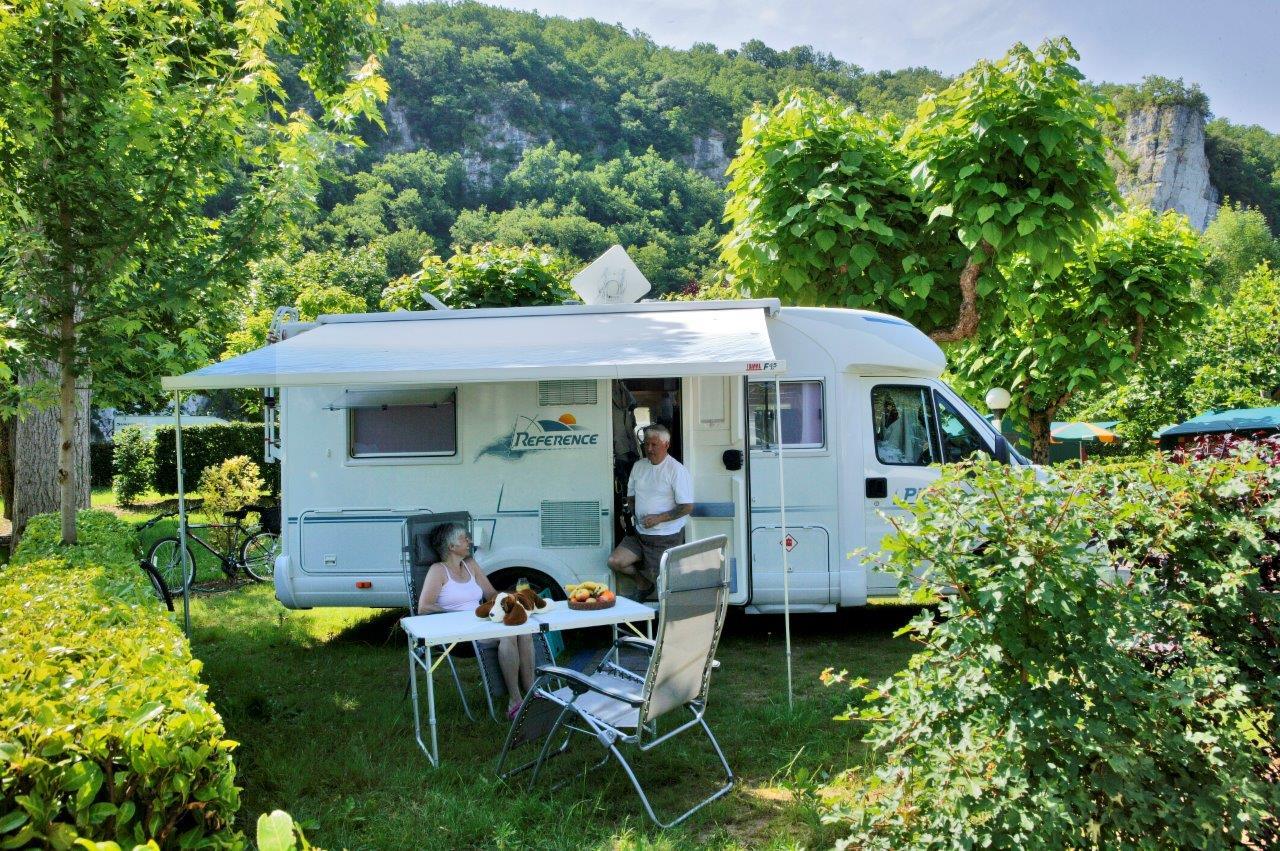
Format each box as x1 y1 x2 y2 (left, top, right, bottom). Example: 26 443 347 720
746 362 780 372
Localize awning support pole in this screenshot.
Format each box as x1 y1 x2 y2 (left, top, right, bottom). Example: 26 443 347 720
774 378 792 712
174 392 191 637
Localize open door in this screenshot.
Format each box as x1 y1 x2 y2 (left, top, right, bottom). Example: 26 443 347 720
683 375 749 605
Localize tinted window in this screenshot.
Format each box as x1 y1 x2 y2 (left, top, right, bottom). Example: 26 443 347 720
872 386 937 465
749 381 824 449
349 395 457 458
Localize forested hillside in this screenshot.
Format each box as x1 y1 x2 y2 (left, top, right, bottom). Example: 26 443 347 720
247 1 1280 368
287 1 947 305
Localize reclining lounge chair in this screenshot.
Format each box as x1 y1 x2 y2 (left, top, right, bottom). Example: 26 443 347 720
497 534 733 828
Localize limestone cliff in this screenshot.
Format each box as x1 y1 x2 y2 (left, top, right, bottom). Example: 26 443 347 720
1115 104 1219 230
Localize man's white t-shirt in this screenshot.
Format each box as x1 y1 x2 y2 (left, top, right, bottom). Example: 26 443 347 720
627 455 694 537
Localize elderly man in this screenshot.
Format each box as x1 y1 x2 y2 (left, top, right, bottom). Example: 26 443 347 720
607 424 693 601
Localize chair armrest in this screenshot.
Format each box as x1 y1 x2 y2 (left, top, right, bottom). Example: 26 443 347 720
614 636 655 654
535 664 644 706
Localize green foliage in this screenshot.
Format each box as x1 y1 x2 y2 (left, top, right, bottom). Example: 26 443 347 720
720 90 939 312
1075 262 1280 443
2 512 242 847
376 2 943 165
826 461 1278 848
198 458 266 521
12 510 138 572
1205 120 1280 231
112 427 156 507
154 424 277 496
904 38 1119 281
446 145 726 294
1201 201 1280 294
381 242 571 310
951 208 1204 458
722 38 1120 339
661 278 746 301
1103 75 1212 116
257 811 319 851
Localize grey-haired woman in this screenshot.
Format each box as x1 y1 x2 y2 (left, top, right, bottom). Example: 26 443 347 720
416 523 534 718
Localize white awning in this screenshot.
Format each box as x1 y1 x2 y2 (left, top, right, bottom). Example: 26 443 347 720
162 301 785 391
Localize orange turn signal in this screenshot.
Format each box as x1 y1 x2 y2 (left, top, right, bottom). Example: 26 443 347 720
355 581 372 589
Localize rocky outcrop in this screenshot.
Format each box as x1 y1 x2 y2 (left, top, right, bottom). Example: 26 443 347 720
384 96 415 153
1115 104 1219 230
682 131 731 184
461 110 547 189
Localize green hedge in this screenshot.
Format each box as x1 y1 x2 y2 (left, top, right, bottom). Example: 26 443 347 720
90 442 114 489
153 423 278 495
1 511 242 848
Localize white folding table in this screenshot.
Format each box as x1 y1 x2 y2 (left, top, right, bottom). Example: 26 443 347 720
402 598 656 766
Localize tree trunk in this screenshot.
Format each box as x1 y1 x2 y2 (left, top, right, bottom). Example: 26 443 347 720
0 416 13 523
1028 409 1054 465
58 314 78 544
11 362 89 551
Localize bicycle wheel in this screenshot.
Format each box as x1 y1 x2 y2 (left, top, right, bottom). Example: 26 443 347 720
138 560 175 611
147 537 195 595
240 531 280 582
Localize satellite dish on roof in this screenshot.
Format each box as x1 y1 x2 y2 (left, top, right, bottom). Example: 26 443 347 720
570 245 651 305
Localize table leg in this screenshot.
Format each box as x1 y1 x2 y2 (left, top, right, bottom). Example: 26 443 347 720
425 642 439 764
408 636 438 766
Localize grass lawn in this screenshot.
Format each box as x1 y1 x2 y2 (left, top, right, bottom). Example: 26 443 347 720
188 586 921 849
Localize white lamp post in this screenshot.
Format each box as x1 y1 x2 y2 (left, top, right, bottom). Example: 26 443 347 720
985 387 1012 433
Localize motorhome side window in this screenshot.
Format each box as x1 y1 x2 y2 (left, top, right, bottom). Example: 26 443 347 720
348 392 457 458
748 380 824 450
872 386 938 465
934 394 988 463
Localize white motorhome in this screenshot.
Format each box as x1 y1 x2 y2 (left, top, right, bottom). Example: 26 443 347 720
163 298 1025 612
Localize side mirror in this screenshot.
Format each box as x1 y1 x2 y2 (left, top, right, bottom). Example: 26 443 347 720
992 434 1011 465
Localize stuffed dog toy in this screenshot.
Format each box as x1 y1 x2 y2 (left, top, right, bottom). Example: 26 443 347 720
475 588 548 626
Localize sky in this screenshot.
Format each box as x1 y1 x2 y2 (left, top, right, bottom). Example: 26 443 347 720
483 0 1280 131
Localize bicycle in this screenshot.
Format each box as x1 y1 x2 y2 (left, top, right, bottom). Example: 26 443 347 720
143 505 281 595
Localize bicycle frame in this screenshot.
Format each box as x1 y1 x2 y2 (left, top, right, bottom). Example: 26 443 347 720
183 520 257 579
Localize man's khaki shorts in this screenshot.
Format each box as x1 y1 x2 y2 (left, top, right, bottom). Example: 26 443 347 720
618 529 686 585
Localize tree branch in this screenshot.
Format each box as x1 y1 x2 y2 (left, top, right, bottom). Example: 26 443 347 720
930 241 993 343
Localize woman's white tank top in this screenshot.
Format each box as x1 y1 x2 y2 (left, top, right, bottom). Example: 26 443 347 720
436 560 483 613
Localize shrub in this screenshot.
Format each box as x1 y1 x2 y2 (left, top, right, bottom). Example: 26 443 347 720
825 461 1278 848
90 442 114 488
153 423 277 495
2 511 241 848
112 426 156 506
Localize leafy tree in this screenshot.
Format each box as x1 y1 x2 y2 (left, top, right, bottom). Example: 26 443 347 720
1073 262 1280 445
381 243 571 310
722 38 1120 347
0 0 386 543
1205 119 1280 231
953 209 1204 461
1201 201 1280 295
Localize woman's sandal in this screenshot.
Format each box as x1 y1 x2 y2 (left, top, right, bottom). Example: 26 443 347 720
506 701 522 721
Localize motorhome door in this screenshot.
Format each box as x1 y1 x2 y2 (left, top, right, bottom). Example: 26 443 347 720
860 380 942 594
683 376 749 604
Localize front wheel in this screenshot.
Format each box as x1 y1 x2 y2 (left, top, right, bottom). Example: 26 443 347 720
240 531 280 582
147 537 195 595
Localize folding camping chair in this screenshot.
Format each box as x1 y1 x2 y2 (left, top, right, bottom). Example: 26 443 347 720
402 513 554 721
496 535 733 828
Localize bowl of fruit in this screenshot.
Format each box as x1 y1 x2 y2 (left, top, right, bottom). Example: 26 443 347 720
566 582 616 610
